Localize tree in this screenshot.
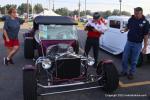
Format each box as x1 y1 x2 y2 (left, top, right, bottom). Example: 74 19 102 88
0 4 17 14
112 9 120 15
121 11 131 16
80 10 92 17
33 4 43 14
0 5 1 14
86 10 92 16
72 10 78 16
5 4 17 9
80 11 86 16
17 3 32 15
103 10 112 18
55 8 69 16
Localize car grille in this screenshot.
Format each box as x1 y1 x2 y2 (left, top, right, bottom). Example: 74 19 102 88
56 58 81 79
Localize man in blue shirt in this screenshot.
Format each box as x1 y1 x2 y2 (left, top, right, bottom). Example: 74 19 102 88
120 7 149 80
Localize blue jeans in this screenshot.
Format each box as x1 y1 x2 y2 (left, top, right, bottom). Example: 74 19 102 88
122 41 142 74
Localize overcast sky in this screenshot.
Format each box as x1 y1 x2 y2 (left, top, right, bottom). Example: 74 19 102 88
1 0 150 15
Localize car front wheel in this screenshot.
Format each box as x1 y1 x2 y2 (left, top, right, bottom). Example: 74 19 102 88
23 68 37 100
97 61 119 93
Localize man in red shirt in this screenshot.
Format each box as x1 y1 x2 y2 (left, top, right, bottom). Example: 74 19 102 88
84 12 106 68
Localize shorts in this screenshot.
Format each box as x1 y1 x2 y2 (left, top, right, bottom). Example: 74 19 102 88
3 35 19 47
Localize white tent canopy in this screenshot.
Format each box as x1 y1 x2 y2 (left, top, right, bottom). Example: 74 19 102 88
34 9 61 17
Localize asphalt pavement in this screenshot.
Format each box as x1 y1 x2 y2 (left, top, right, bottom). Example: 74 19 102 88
0 29 149 100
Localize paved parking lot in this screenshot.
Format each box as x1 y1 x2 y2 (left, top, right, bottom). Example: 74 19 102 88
0 29 150 100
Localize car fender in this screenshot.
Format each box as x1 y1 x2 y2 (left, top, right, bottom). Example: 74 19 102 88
23 65 36 71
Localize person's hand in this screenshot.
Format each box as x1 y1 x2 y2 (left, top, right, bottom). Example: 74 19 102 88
6 38 10 42
120 29 125 33
92 28 97 32
142 47 147 54
24 15 28 23
25 15 28 19
86 26 94 31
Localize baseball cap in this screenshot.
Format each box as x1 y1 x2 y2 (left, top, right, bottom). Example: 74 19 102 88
93 12 101 20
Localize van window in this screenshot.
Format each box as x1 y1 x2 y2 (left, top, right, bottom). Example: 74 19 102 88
109 20 121 29
123 21 128 28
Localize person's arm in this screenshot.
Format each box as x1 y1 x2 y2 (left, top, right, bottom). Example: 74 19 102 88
92 28 102 33
142 21 149 54
94 23 108 34
24 15 28 23
3 29 9 42
18 18 25 25
18 16 28 25
3 21 10 42
84 21 90 31
84 20 94 31
143 35 148 48
84 26 88 31
0 16 7 21
91 23 104 34
120 27 129 33
142 35 148 54
120 18 131 33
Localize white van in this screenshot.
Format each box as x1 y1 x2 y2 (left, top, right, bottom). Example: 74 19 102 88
99 16 150 66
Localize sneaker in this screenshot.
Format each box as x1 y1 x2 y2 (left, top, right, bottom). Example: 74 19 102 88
119 72 128 77
4 57 9 65
127 73 134 80
9 59 14 64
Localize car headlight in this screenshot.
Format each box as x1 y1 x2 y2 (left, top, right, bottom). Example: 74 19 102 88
42 59 52 69
87 57 95 66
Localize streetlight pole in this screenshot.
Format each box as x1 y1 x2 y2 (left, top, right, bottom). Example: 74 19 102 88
31 0 33 15
53 0 55 11
5 6 7 15
27 0 29 19
49 0 51 10
85 0 87 17
78 0 81 21
119 0 122 15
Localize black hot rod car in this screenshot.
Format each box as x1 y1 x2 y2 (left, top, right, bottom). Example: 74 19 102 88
23 16 119 100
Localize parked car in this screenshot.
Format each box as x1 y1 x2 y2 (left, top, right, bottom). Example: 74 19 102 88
99 16 150 67
80 16 88 23
23 43 119 100
23 16 79 59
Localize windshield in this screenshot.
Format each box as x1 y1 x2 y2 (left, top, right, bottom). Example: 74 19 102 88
36 25 78 40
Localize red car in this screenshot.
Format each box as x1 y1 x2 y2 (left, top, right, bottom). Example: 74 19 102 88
24 16 79 59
